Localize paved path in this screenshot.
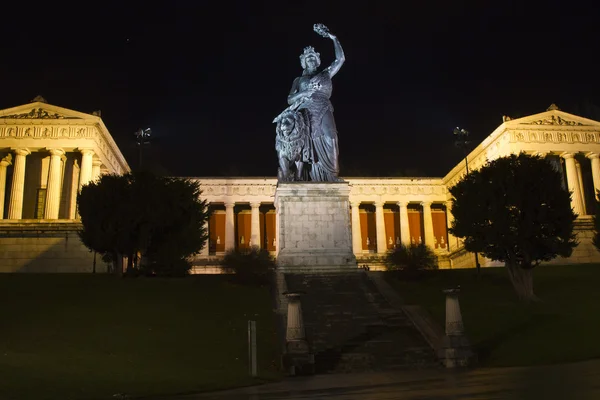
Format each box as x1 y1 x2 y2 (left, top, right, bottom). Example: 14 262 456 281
170 359 600 400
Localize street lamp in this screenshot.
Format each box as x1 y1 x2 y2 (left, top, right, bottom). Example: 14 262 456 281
453 126 481 275
134 128 151 168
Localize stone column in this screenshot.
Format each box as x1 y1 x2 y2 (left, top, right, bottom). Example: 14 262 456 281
445 201 457 252
562 152 585 216
69 160 80 219
397 201 410 246
422 201 435 248
224 202 235 252
250 202 261 249
44 148 65 219
587 152 600 199
92 158 102 182
374 201 387 254
200 215 210 256
78 149 94 190
8 148 31 220
0 154 13 219
576 161 587 215
350 201 362 256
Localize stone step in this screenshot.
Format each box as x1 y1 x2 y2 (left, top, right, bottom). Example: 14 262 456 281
283 272 435 374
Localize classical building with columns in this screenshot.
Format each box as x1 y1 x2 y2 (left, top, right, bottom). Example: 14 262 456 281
0 98 129 272
1 99 599 272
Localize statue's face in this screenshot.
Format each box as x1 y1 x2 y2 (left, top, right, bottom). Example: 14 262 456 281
303 54 320 70
280 117 294 135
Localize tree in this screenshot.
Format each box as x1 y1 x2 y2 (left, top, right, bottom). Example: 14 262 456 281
77 172 208 276
449 153 577 302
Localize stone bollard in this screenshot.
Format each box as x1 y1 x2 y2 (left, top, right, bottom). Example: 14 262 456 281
440 287 475 368
283 291 314 376
444 288 465 336
285 292 306 341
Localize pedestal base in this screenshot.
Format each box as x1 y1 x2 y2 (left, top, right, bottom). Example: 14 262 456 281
275 182 357 273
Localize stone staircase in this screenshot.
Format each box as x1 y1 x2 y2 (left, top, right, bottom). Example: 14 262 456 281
284 272 439 373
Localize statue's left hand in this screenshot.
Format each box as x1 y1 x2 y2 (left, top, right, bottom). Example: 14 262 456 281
314 23 335 39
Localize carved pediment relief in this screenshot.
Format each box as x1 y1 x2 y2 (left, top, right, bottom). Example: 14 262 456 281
0 107 78 119
524 115 583 126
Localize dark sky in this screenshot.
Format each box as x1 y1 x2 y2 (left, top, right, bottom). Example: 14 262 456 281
1 1 599 177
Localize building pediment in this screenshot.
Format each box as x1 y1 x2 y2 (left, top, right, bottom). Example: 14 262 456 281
0 101 98 121
505 108 600 128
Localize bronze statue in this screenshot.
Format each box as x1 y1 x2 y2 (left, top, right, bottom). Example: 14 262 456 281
274 23 345 182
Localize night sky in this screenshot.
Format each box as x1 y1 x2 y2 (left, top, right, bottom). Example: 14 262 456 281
1 1 599 178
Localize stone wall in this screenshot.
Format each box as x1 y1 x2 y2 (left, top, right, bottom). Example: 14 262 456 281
0 221 98 272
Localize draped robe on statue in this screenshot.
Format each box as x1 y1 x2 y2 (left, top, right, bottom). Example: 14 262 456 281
298 70 340 182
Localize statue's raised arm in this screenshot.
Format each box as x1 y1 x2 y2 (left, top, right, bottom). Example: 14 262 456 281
314 23 345 77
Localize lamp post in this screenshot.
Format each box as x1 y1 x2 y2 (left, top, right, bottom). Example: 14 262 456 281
134 128 151 169
453 127 481 275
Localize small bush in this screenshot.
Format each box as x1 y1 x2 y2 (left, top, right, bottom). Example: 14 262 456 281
385 243 438 280
222 247 276 285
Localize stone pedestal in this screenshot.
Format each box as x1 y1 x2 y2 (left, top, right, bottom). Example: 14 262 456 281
439 287 476 368
283 291 314 376
275 182 357 272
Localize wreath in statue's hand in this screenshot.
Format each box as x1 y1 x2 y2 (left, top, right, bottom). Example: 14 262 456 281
313 23 331 38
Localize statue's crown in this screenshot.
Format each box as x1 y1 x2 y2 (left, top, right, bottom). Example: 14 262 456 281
302 46 319 58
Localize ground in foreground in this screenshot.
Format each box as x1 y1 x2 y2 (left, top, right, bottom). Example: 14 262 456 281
0 274 280 400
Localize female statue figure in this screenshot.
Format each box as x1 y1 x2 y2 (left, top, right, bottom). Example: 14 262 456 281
275 23 345 182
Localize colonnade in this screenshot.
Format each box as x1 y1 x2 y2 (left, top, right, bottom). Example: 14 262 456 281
205 199 453 257
541 151 600 216
0 148 103 220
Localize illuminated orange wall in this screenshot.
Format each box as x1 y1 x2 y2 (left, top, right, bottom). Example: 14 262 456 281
209 211 225 253
431 209 448 250
236 212 251 249
359 211 377 251
408 209 424 244
264 211 276 251
384 210 400 249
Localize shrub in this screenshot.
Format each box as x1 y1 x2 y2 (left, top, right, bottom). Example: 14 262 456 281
222 247 276 285
385 243 438 280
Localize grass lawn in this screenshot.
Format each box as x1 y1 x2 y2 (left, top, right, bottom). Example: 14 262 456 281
0 274 281 400
385 264 600 368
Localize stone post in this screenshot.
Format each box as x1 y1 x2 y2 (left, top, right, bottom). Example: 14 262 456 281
444 288 464 336
79 149 94 190
375 201 387 254
398 201 410 246
44 148 65 220
283 291 313 376
224 202 235 252
587 152 600 199
562 152 585 217
350 201 362 256
422 201 435 249
441 287 475 368
0 154 13 219
8 148 31 220
250 202 261 249
285 292 306 341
